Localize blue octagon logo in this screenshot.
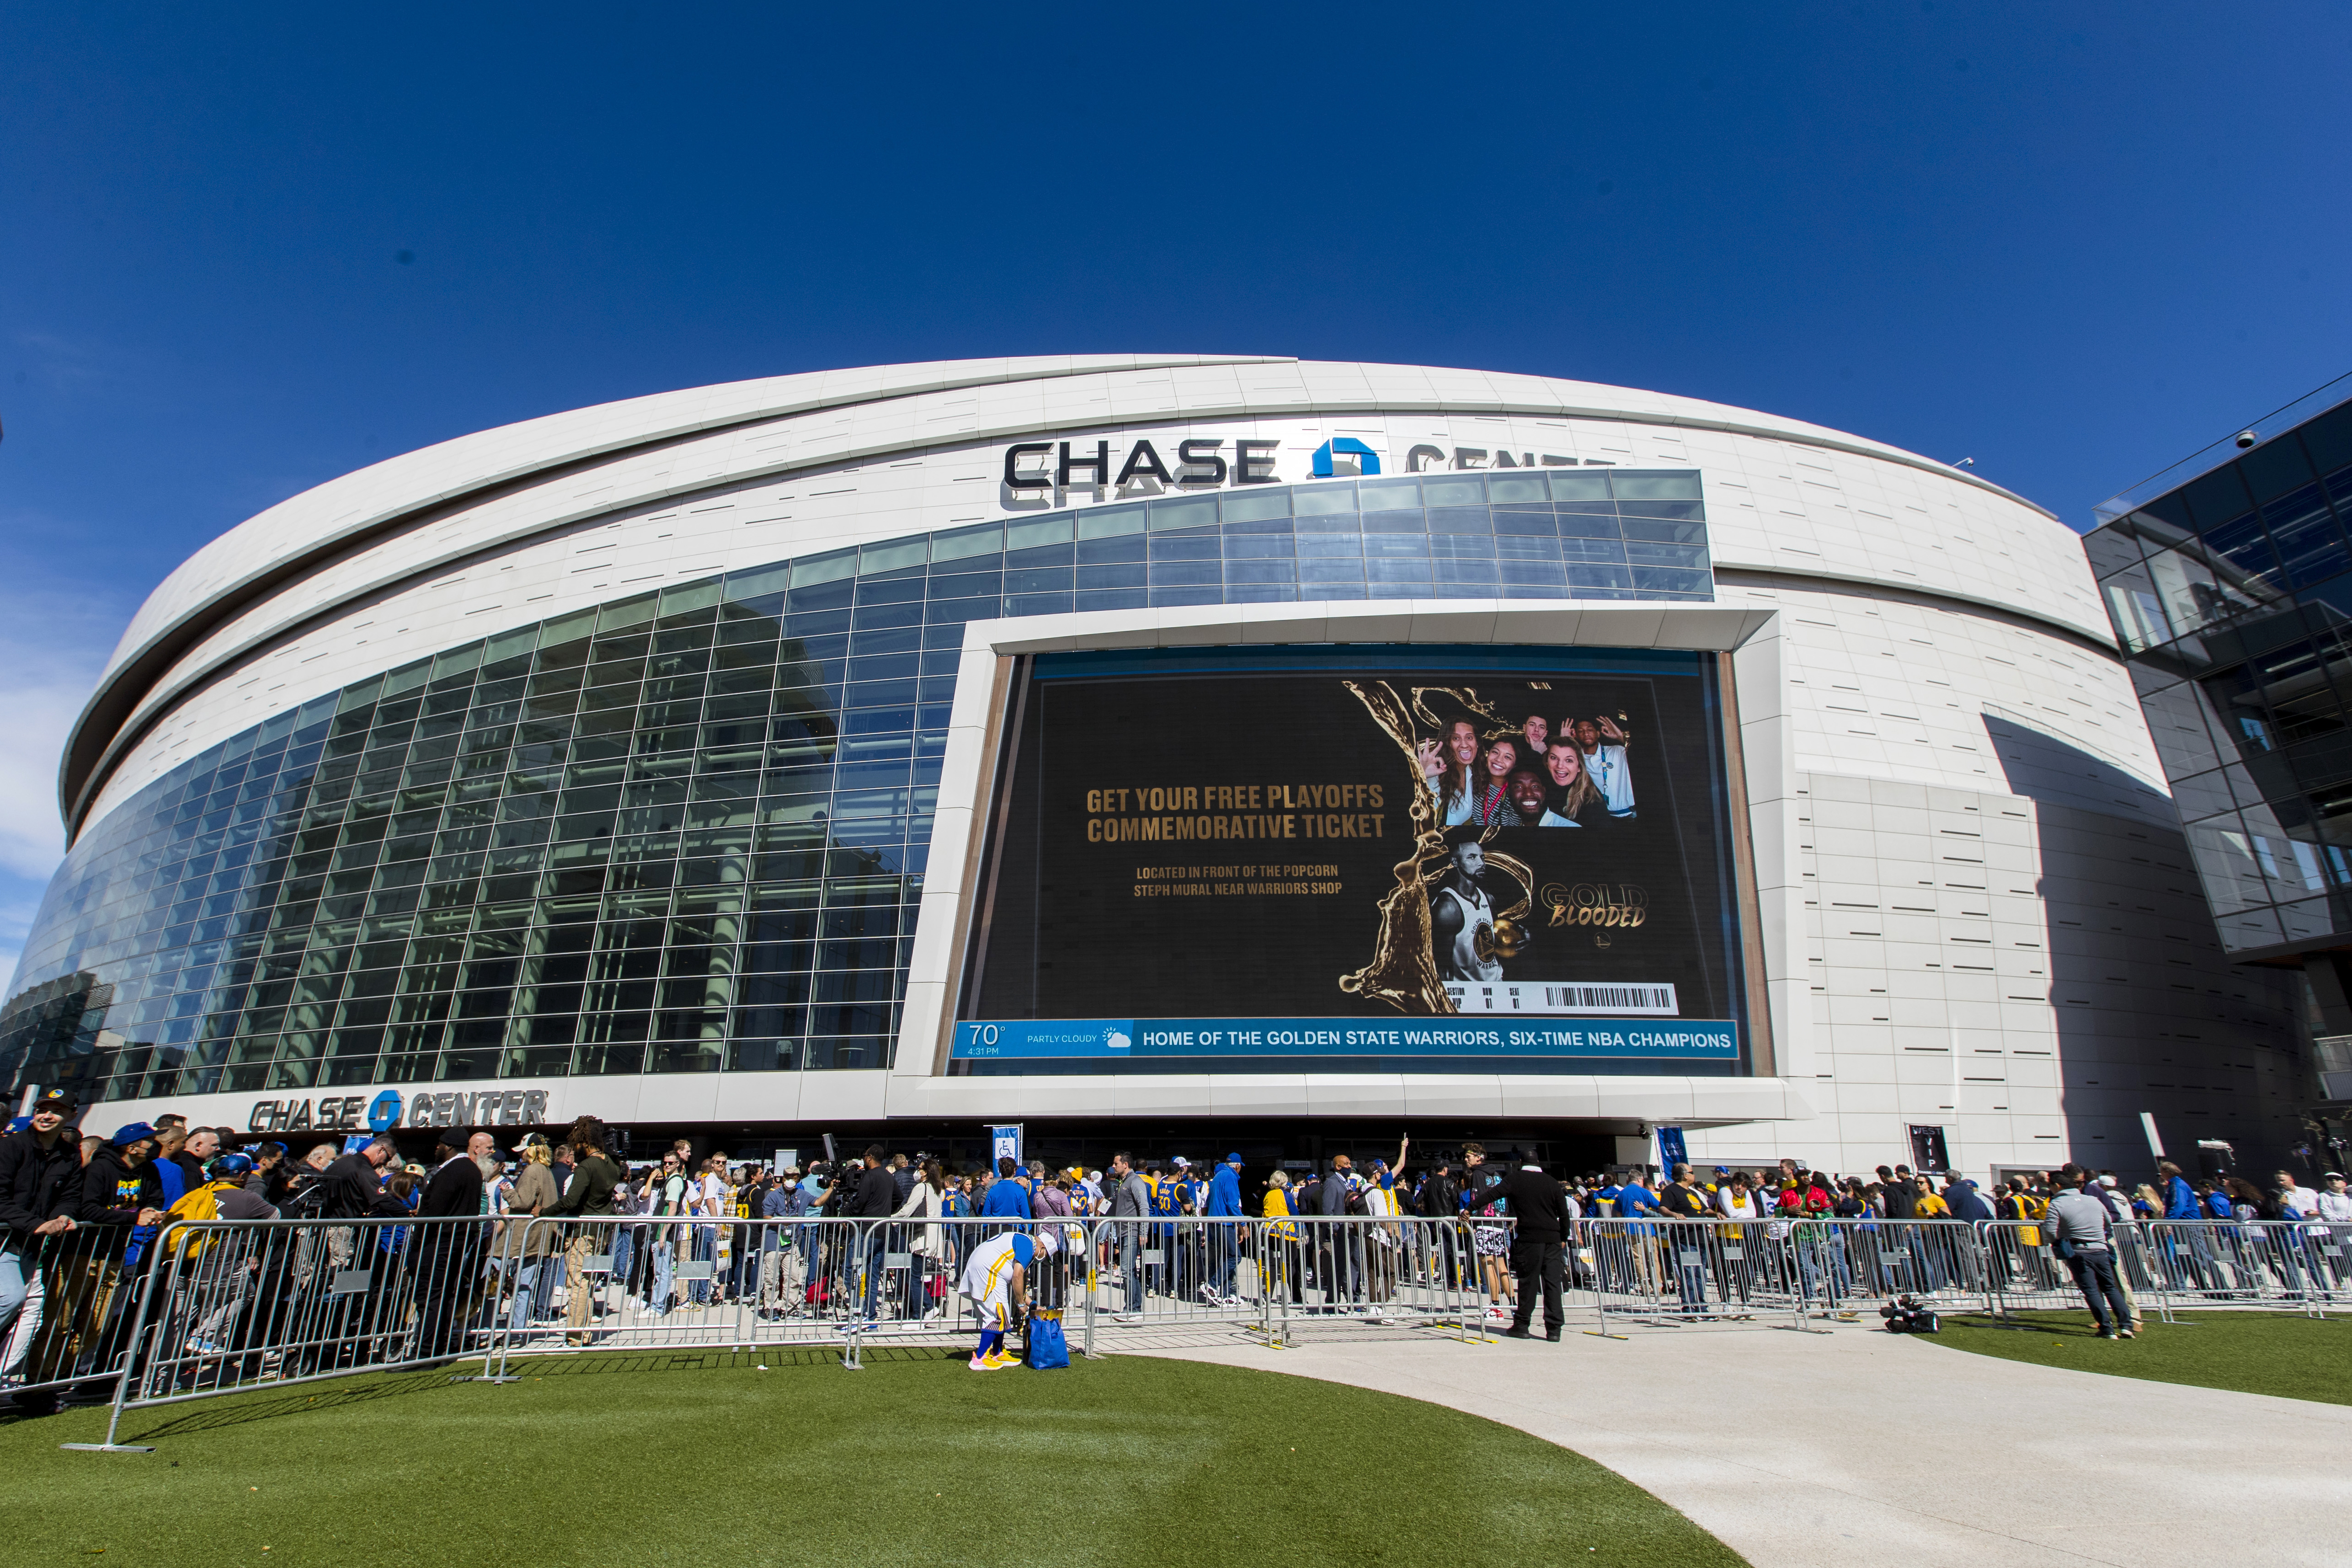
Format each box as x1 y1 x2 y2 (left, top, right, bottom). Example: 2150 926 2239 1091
1310 437 1381 478
366 1090 404 1132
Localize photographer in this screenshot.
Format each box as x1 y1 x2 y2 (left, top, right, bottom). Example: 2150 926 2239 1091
2046 1165 2133 1340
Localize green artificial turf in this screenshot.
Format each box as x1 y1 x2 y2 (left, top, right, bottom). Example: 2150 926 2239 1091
1922 1310 2352 1405
3 1349 1741 1568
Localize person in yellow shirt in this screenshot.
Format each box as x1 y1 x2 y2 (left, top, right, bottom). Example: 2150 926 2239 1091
1912 1177 1951 1219
1262 1171 1301 1307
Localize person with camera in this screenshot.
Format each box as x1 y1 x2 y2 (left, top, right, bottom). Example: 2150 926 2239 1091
2046 1165 2133 1339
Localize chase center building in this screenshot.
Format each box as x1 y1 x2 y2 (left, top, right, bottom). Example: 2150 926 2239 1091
1 356 2313 1175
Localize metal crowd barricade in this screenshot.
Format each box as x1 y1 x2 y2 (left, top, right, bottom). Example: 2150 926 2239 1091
1 1220 173 1418
1244 1215 1490 1344
1973 1217 2171 1323
1582 1217 1813 1333
2142 1219 2339 1319
478 1212 1100 1374
1078 1215 1275 1349
1782 1218 1992 1317
64 1213 507 1453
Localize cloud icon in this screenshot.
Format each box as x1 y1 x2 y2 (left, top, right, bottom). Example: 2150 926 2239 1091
1105 1029 1131 1051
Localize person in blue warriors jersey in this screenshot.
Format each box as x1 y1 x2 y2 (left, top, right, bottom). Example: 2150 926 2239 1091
959 1228 1056 1370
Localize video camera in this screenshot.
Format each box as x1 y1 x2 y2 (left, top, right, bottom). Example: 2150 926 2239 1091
1879 1294 1940 1334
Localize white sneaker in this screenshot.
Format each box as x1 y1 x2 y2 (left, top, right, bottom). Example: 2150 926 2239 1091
1111 1312 1142 1324
1198 1285 1222 1306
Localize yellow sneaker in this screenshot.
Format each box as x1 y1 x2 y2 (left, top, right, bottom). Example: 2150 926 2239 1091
982 1350 1022 1370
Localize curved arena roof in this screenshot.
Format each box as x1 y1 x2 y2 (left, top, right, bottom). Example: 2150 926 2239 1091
64 354 2064 838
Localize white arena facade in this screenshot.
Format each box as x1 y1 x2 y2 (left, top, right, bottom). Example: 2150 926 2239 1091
1 355 2312 1176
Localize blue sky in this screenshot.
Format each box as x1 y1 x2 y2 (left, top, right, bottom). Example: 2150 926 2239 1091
3 2 2350 976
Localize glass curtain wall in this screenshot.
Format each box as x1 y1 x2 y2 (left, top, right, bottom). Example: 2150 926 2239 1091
2087 399 2352 952
2 469 1711 1103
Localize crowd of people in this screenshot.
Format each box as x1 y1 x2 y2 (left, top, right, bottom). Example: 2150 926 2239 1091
1419 711 1637 829
7 1083 2350 1405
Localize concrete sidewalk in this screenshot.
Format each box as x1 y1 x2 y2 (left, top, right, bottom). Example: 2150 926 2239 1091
1128 1319 2352 1567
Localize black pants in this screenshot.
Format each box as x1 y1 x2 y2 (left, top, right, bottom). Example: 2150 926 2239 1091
1507 1240 1565 1332
2064 1248 2132 1335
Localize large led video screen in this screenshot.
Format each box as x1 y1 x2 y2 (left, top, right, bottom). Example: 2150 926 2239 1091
956 646 1754 1074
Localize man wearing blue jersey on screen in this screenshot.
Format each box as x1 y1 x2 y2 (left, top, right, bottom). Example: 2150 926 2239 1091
959 1228 1055 1370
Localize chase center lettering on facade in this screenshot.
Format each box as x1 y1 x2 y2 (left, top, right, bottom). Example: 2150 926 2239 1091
245 1085 549 1135
1000 434 1595 494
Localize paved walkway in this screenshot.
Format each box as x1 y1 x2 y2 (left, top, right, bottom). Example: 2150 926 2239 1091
1126 1319 2352 1567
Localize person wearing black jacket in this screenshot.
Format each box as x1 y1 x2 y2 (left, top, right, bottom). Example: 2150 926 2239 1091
848 1146 899 1323
1417 1158 1464 1290
1460 1157 1571 1339
28 1124 170 1392
320 1137 397 1218
412 1129 490 1361
0 1089 87 1408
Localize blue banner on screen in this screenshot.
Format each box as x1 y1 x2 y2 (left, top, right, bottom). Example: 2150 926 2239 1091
955 1019 1737 1061
1656 1126 1690 1170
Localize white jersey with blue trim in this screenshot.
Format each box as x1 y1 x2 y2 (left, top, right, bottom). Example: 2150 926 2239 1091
958 1232 1031 1311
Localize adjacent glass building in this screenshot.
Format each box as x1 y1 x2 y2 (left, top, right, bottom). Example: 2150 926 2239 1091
2087 393 2352 959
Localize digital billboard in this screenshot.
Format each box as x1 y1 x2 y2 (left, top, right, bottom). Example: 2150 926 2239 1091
956 646 1755 1073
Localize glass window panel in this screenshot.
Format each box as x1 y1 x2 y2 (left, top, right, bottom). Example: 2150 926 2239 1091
1219 490 1289 523
1076 504 1145 540
1426 507 1491 533
2260 484 2350 587
1147 497 1216 531
1007 514 1076 549
1486 475 1548 504
859 538 928 575
1419 477 1484 507
1076 563 1147 592
789 549 858 588
1611 472 1702 500
1219 534 1292 559
1358 479 1421 511
929 523 1003 562
1291 484 1358 516
722 562 793 602
1546 470 1611 500
1632 567 1711 595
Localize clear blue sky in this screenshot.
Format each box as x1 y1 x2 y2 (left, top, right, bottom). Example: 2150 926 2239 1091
3 2 2349 971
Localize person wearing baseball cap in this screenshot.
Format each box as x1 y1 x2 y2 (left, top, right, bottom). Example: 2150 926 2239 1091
958 1228 1039 1370
1199 1151 1248 1306
0 1088 86 1408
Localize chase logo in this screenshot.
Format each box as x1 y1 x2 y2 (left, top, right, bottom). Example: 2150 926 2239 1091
1311 438 1381 479
366 1090 404 1132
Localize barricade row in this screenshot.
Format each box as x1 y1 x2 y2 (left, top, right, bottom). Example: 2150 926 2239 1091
19 1210 2346 1450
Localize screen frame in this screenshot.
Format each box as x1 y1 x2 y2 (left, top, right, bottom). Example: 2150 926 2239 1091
903 599 1784 1085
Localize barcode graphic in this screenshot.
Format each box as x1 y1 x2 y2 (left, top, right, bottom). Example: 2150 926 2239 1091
1444 981 1679 1016
1546 984 1676 1012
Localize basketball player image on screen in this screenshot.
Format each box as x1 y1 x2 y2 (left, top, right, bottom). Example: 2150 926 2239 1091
1429 839 1505 982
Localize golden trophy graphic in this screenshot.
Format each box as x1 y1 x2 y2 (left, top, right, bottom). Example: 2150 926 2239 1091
1337 680 1532 1015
